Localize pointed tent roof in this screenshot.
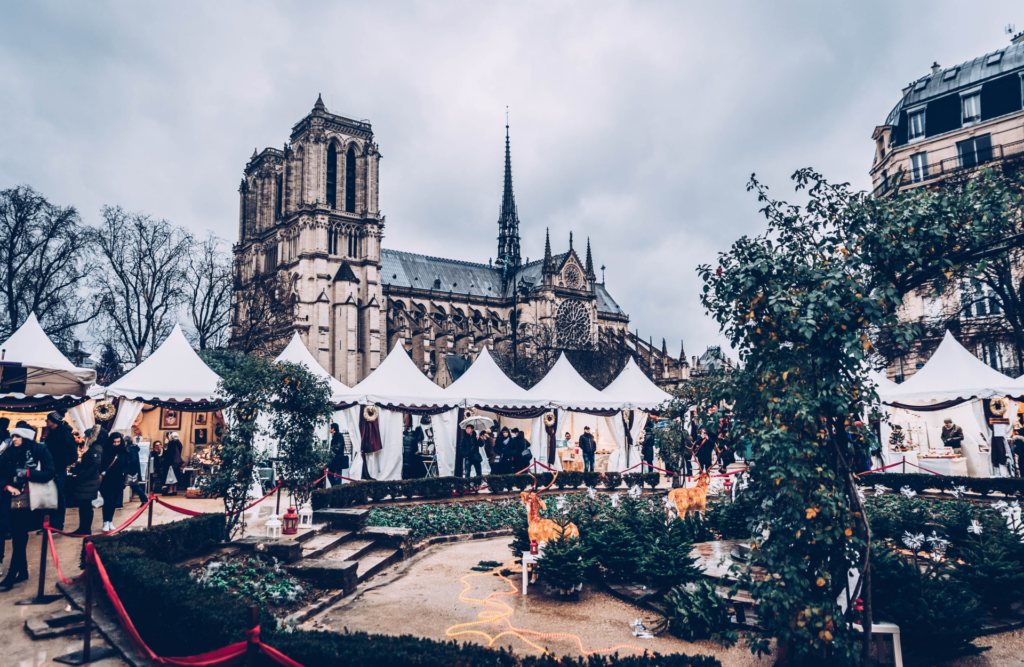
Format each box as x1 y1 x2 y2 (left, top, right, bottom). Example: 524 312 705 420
103 324 222 404
601 357 674 411
348 344 457 408
868 370 899 402
445 348 545 409
528 353 624 411
274 332 352 404
0 313 96 399
882 330 1021 405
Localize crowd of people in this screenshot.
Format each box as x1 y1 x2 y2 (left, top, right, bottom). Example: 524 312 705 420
0 413 188 592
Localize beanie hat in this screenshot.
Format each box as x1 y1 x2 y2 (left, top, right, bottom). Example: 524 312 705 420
11 427 35 440
47 411 63 424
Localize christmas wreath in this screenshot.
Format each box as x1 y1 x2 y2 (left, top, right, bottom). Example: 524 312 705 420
363 405 379 423
543 412 556 427
464 407 475 418
93 401 116 422
991 397 1007 417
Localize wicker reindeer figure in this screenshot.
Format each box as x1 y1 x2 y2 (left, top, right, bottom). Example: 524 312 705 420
520 472 579 545
667 469 712 519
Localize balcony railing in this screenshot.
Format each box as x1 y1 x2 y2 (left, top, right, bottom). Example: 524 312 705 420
872 137 1024 197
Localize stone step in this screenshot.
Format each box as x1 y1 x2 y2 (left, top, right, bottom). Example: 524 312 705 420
301 530 354 559
25 619 87 640
356 548 402 583
323 538 378 563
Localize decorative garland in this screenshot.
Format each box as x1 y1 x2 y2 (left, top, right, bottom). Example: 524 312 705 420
991 398 1007 417
543 412 556 427
464 407 475 418
363 405 379 423
93 401 116 422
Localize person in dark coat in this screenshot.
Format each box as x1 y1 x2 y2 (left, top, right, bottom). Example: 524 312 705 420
68 426 105 535
480 429 496 468
125 436 148 503
328 423 349 478
162 432 184 495
460 425 483 477
694 427 718 473
641 428 656 470
402 426 425 479
579 426 597 472
0 417 9 450
513 429 532 472
99 431 129 533
44 412 76 531
0 426 56 590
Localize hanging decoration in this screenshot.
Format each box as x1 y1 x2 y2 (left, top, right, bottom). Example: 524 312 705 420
543 412 556 427
93 401 116 422
363 405 379 423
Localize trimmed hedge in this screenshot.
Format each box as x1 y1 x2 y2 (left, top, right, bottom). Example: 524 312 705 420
88 516 721 667
82 512 225 568
313 471 662 509
861 471 1024 498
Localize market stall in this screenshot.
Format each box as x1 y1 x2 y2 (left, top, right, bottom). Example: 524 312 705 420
600 357 674 472
525 353 624 471
881 330 1021 477
443 348 547 475
99 324 224 488
338 345 457 481
0 313 96 425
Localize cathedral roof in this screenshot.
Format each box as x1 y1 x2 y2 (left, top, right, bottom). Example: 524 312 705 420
381 248 626 317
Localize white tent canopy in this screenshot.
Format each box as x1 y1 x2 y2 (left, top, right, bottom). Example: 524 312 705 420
0 313 96 399
348 344 456 408
602 357 674 410
444 348 545 409
527 353 623 411
103 324 222 404
275 332 353 404
882 330 1021 406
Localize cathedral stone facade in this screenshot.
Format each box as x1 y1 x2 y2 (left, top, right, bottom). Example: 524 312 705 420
231 96 635 386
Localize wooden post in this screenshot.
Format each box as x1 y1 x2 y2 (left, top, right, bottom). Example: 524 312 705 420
37 516 50 599
902 456 906 474
82 551 93 662
246 605 259 667
147 498 154 528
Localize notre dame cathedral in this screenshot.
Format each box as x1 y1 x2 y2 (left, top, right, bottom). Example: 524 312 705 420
231 96 694 388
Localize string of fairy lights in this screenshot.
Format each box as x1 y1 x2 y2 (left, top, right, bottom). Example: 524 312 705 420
445 564 649 657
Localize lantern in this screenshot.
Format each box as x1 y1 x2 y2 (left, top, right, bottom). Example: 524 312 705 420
298 502 314 528
282 506 299 535
529 540 538 555
265 513 282 539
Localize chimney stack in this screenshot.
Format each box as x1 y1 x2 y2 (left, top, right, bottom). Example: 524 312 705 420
931 61 941 74
1013 31 1024 45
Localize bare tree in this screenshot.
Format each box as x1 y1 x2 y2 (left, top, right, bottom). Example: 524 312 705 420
186 234 232 350
88 206 194 364
0 185 95 347
229 267 295 356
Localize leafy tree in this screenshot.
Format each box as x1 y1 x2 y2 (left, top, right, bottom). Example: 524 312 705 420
639 518 702 590
269 361 335 506
663 579 738 647
536 529 594 594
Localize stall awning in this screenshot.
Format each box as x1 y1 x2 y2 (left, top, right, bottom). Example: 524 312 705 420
444 348 546 410
527 353 624 412
601 357 673 411
0 313 96 403
882 330 1021 406
349 344 457 409
102 324 222 405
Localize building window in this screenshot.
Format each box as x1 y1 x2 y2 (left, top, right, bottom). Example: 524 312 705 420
962 93 981 124
908 109 925 140
348 232 357 257
909 152 929 182
265 246 278 272
957 134 993 169
962 281 1002 318
982 342 1004 372
328 228 337 255
326 144 338 209
345 147 356 212
275 174 283 220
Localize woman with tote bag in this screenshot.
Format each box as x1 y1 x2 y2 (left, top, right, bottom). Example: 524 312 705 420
0 426 56 590
68 426 106 536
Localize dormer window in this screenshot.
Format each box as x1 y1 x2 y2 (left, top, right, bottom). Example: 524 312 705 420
908 109 925 140
962 92 981 124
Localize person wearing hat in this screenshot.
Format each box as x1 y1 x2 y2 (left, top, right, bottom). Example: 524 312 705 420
941 418 964 455
579 426 597 473
0 425 56 590
44 411 77 531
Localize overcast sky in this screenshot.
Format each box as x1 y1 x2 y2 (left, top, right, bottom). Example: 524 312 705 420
1 1 1020 358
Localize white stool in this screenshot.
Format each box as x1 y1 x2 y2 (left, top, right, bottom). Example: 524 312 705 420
852 621 903 667
521 551 539 595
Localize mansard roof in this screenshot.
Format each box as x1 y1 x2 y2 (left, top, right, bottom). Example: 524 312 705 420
380 248 625 317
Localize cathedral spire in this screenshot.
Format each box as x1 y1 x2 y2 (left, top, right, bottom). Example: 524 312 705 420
314 93 326 111
496 118 521 275
680 339 686 361
543 227 555 275
585 237 595 278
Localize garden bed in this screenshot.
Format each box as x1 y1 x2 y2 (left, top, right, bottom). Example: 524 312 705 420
188 553 328 618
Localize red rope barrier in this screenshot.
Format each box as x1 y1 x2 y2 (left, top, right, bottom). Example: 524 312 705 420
155 497 205 516
514 460 560 474
49 500 153 538
324 470 359 483
43 522 86 585
231 482 283 515
862 460 906 474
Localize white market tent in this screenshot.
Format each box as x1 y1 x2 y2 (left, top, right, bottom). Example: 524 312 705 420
444 348 545 410
879 330 1020 478
882 330 1021 406
528 353 623 412
275 332 353 404
349 344 455 409
0 313 96 404
602 357 674 411
102 324 223 431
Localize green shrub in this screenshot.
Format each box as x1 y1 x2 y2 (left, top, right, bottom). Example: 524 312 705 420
536 530 595 593
587 519 643 579
581 472 604 489
704 497 753 540
602 472 622 490
83 512 225 567
872 546 983 664
367 499 526 540
639 518 702 590
663 580 737 646
861 472 1024 498
955 513 1024 613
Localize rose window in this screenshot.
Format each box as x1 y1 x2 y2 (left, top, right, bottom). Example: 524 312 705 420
555 299 591 348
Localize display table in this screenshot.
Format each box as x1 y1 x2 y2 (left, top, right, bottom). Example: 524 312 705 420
916 457 969 477
558 450 584 472
595 452 612 472
521 552 538 595
881 450 919 473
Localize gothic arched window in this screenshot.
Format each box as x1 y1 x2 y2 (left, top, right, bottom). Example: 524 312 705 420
348 232 357 257
345 147 356 212
328 227 337 255
326 144 338 209
275 174 283 220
